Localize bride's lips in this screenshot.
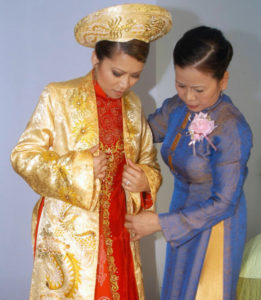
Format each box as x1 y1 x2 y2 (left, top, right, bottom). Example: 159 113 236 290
113 90 124 96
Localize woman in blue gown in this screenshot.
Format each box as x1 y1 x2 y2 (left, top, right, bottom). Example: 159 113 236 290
125 26 253 300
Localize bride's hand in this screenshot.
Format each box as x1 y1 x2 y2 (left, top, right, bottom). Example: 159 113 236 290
122 159 150 193
90 145 107 180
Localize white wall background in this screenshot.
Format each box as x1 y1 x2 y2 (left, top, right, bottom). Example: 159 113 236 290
1 1 260 299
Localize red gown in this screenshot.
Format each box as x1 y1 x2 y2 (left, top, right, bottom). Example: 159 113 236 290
94 81 139 300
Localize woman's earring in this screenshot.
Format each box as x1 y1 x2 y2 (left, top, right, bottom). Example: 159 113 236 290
93 64 98 84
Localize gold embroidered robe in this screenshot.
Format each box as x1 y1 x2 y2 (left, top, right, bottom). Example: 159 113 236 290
11 71 161 300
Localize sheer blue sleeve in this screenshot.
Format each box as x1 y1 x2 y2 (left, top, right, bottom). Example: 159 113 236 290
148 95 181 143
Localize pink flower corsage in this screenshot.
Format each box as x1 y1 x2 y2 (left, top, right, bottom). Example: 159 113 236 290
188 112 217 155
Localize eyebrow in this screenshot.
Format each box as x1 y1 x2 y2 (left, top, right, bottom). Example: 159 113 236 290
112 67 143 76
175 80 205 88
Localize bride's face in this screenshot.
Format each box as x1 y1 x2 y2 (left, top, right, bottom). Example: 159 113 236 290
92 50 144 99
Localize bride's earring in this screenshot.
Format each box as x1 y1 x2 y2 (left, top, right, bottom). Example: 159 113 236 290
93 64 98 84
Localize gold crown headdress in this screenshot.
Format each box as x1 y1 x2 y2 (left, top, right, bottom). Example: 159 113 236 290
74 3 172 48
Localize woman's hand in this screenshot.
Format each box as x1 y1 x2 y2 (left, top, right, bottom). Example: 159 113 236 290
122 159 150 193
125 211 162 241
90 145 107 180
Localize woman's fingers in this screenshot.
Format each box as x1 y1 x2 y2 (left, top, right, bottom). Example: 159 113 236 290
124 212 162 240
89 144 99 154
122 176 133 191
97 152 107 167
124 214 134 227
92 149 108 179
124 215 141 241
122 159 142 187
122 160 149 192
126 158 142 171
97 170 106 179
130 233 141 242
124 159 142 177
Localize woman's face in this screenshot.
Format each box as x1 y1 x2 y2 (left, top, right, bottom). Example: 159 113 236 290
175 65 228 112
92 50 144 99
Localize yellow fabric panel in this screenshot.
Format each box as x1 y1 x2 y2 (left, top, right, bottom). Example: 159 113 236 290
195 221 224 300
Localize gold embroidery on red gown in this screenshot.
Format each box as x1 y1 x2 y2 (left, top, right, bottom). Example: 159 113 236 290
94 82 138 300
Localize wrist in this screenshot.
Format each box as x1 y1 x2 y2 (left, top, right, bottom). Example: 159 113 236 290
155 214 162 232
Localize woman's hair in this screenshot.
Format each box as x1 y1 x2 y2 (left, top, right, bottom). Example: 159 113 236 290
173 26 233 80
95 39 150 63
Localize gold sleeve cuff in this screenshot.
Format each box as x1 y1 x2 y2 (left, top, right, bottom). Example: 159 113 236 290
127 165 161 215
138 164 162 204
